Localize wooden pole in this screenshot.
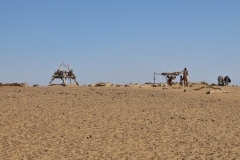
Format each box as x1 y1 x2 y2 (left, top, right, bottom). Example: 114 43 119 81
154 72 156 84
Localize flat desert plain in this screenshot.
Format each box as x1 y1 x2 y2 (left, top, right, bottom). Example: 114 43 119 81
0 85 240 159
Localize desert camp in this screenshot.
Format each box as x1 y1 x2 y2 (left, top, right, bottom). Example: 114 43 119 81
1 63 240 159
1 1 240 159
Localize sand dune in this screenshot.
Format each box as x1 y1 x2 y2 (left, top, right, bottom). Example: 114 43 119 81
0 85 240 159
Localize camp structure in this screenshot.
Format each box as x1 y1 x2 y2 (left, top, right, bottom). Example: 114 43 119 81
49 62 79 86
152 71 182 84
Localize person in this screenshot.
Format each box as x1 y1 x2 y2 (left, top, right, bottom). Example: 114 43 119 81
224 75 231 86
180 76 183 86
183 68 189 86
167 75 173 86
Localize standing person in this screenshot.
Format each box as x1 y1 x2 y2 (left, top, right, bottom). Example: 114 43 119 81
167 75 173 86
224 75 231 86
183 68 189 86
180 76 183 86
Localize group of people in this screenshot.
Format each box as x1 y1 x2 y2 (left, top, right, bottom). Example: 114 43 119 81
167 68 232 87
218 75 231 86
167 68 189 87
180 68 189 86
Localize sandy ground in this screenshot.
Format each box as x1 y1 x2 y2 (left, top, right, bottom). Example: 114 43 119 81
0 84 240 159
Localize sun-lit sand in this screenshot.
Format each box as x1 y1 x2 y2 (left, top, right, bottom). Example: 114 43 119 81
1 84 240 159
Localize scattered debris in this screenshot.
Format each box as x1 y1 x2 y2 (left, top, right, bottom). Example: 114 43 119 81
88 84 96 87
206 90 228 94
152 84 158 88
159 83 168 87
96 82 106 86
145 82 154 85
193 86 205 91
0 83 27 87
201 81 209 85
193 86 222 91
172 86 181 89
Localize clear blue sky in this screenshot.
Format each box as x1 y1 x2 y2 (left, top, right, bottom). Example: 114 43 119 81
1 0 240 86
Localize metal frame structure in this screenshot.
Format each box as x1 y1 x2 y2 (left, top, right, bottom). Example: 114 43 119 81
152 71 182 84
49 62 79 86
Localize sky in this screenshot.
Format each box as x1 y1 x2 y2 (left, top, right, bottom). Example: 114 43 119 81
1 0 240 86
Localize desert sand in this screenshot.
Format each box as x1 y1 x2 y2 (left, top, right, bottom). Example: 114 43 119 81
0 84 240 159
